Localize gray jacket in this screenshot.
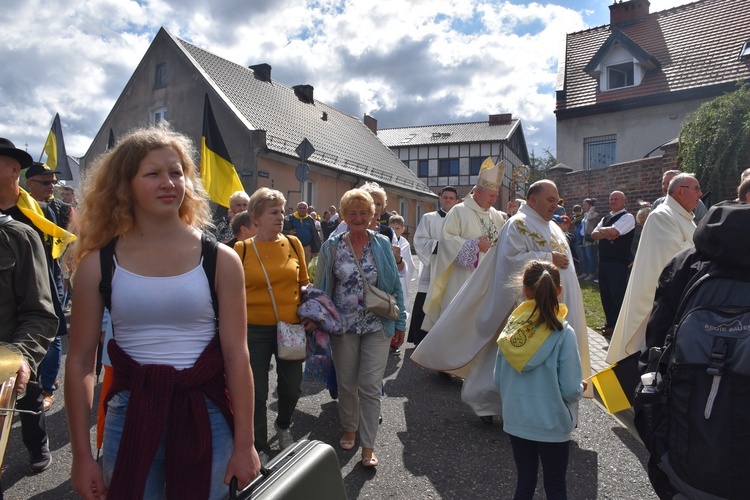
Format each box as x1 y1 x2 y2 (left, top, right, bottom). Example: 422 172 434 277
0 215 58 375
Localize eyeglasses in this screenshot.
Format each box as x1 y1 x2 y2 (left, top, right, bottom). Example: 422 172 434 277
28 179 57 186
679 185 702 193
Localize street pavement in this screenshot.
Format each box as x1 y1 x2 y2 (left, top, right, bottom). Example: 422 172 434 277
1 260 658 499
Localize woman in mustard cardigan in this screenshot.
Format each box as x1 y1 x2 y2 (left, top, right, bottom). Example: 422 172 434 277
235 188 310 465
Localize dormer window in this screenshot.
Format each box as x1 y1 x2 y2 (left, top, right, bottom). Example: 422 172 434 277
608 62 635 89
739 41 750 60
584 31 660 92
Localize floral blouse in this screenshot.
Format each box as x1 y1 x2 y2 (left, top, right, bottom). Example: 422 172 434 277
332 238 384 335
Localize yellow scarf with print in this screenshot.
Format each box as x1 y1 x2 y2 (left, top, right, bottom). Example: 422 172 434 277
17 188 76 259
496 299 568 373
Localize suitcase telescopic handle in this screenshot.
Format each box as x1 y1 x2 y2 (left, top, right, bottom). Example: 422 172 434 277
229 468 271 499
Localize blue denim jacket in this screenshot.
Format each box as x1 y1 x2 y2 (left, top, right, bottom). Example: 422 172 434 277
315 230 407 336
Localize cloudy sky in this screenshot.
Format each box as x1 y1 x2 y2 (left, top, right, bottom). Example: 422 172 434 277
1 0 687 161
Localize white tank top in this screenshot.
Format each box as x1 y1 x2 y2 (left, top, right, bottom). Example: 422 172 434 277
110 258 216 370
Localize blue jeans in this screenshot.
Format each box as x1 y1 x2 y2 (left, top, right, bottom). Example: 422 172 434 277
103 391 233 500
39 336 62 393
581 244 597 276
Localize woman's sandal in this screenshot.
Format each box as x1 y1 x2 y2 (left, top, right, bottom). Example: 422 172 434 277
339 435 356 451
361 455 379 468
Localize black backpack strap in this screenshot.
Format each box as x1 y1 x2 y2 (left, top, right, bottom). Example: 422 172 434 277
669 266 717 332
201 232 220 321
98 238 118 311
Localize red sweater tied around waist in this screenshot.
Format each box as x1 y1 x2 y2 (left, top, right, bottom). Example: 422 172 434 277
104 335 233 499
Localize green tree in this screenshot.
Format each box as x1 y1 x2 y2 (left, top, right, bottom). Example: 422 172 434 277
528 148 557 184
679 82 750 201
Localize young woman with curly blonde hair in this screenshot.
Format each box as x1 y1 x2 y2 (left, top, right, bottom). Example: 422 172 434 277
66 125 259 500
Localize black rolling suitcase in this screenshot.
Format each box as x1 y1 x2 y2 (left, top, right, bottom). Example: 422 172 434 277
229 440 347 500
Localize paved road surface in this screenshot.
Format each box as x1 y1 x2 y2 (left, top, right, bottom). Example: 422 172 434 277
1 260 657 499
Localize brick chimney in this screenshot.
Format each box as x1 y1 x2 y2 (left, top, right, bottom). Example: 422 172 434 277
292 84 314 104
364 114 377 135
249 63 272 82
609 0 650 26
489 113 512 126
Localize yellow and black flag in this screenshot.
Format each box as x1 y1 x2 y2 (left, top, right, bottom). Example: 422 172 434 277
590 351 641 414
200 94 244 208
42 113 72 180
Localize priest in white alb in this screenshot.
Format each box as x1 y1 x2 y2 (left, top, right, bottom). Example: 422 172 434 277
412 180 591 422
408 186 459 346
605 173 700 364
421 157 507 332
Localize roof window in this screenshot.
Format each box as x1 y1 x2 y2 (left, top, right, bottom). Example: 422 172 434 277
400 133 417 144
739 41 750 60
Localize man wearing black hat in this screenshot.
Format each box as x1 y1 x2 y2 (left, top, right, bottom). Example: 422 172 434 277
0 215 58 491
25 162 75 413
0 138 62 473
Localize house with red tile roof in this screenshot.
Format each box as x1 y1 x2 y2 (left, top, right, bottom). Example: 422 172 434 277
555 0 750 171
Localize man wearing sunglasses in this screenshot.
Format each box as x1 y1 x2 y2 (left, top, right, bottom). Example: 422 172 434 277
25 163 75 415
606 173 701 365
25 163 74 231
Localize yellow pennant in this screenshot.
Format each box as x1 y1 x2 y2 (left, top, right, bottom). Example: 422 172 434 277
16 189 76 259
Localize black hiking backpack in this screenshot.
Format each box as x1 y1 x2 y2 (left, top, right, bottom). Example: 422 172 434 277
639 266 750 499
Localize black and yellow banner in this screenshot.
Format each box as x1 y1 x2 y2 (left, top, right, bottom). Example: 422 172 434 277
590 351 640 414
200 94 244 208
42 113 72 180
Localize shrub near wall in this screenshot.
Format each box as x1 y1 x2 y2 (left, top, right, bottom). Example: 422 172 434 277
547 143 679 214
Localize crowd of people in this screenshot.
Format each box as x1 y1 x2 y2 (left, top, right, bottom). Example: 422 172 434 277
2 123 749 498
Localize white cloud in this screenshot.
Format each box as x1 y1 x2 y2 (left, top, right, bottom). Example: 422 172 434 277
0 0 692 161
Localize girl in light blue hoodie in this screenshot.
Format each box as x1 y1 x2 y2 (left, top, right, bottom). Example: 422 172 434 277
494 260 587 500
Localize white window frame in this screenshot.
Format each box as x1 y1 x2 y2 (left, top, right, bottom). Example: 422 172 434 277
399 199 408 226
595 45 648 92
607 62 635 90
739 40 750 60
151 108 168 125
301 179 315 207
